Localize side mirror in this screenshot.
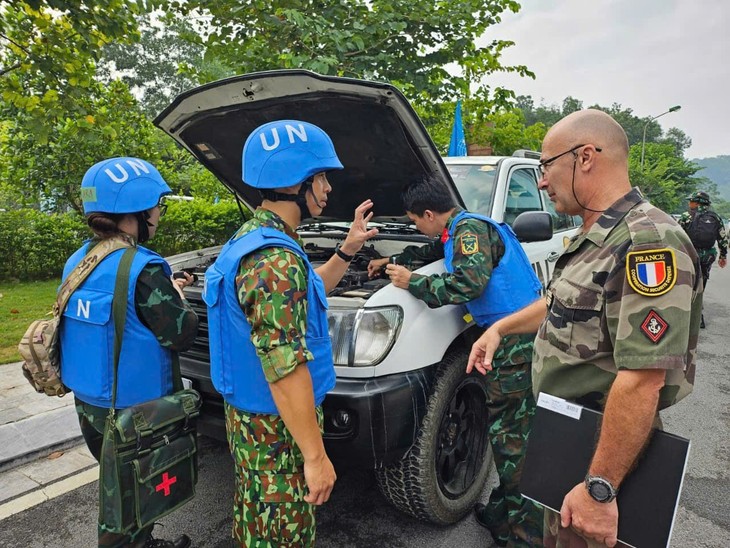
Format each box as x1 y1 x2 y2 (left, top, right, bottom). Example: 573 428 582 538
512 211 553 242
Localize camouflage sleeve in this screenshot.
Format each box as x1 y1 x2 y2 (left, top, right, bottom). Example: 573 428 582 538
135 263 199 352
677 212 691 232
407 219 503 307
395 239 444 266
605 226 699 372
237 248 314 383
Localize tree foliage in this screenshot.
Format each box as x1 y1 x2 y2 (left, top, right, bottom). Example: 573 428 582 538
628 142 701 213
0 1 156 142
97 16 221 118
168 0 533 106
1 81 163 214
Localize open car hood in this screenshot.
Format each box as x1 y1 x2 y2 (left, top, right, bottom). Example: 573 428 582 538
154 70 460 220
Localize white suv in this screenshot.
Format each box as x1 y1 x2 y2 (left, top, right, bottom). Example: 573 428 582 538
157 70 580 525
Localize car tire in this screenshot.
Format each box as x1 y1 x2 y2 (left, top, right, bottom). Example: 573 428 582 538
375 348 493 525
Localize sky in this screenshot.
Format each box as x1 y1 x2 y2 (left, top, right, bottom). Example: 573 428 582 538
480 0 730 160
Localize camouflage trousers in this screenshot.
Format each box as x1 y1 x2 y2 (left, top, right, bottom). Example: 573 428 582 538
75 398 153 548
698 251 715 288
480 362 544 547
225 402 323 547
543 509 629 548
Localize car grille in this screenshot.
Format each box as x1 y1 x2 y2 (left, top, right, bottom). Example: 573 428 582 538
183 288 210 363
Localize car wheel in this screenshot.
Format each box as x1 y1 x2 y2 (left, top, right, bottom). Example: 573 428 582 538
375 348 493 525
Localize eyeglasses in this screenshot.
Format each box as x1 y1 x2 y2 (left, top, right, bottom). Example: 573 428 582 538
538 144 602 176
157 201 168 217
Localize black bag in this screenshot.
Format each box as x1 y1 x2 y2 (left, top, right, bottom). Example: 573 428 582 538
688 211 721 249
99 248 201 533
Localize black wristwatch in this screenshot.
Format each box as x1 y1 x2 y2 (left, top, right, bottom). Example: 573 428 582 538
334 243 354 262
585 475 617 503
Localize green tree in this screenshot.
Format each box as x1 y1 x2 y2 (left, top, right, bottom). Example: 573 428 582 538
97 16 227 118
0 81 163 213
469 108 546 155
561 96 583 116
629 142 701 213
0 1 154 142
169 0 533 106
660 127 692 155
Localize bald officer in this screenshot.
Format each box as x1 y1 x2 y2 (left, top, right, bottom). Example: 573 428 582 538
468 109 701 547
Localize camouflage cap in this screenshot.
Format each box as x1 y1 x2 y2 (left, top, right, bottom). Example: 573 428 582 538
687 191 711 205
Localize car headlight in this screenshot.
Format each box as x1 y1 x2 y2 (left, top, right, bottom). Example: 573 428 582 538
328 306 402 366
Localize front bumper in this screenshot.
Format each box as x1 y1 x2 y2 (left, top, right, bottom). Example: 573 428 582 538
322 366 435 468
180 356 436 468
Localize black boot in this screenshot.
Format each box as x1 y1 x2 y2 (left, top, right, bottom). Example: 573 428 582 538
701 314 706 329
144 534 191 548
474 503 509 547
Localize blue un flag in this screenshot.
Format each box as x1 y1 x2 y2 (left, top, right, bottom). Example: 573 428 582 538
447 100 467 157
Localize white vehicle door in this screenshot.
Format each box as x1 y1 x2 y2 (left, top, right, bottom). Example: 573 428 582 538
501 165 579 290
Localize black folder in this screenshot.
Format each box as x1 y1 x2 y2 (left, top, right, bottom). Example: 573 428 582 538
519 393 690 548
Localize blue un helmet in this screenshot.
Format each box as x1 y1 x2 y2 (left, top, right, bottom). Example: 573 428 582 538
242 120 343 189
81 157 172 215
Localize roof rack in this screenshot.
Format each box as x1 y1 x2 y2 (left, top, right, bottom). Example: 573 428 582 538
512 149 541 160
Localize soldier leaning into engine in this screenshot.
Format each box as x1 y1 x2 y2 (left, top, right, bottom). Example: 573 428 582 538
204 120 378 547
367 174 544 547
678 190 727 328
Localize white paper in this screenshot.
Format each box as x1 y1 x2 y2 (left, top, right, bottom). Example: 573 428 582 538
536 392 582 420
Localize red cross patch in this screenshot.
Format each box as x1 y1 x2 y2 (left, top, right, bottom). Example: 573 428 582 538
640 310 669 344
155 472 177 497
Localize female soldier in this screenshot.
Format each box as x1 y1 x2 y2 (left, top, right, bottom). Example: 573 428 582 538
60 157 198 548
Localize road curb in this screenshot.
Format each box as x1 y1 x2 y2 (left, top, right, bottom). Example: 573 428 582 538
0 405 82 473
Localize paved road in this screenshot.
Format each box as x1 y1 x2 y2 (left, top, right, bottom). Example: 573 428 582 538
2 268 729 548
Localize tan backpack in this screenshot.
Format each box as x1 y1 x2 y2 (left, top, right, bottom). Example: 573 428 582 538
18 238 133 397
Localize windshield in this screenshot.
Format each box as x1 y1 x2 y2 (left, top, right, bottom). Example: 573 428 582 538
445 163 497 216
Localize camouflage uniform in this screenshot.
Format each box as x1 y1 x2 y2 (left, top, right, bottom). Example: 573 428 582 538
396 208 543 547
677 204 728 287
74 240 199 548
534 188 701 548
226 207 319 547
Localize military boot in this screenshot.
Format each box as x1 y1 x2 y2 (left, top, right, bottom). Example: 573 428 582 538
474 502 509 547
701 314 706 329
143 534 191 548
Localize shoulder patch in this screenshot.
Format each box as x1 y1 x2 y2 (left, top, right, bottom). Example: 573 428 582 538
626 248 676 296
640 309 669 343
460 233 479 255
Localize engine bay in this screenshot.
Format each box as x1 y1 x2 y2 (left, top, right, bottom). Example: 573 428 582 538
172 240 424 300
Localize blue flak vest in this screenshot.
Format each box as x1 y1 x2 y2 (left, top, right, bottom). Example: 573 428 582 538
60 242 174 408
444 211 542 327
203 227 335 415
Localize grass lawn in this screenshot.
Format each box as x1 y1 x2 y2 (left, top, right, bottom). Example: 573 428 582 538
0 279 59 364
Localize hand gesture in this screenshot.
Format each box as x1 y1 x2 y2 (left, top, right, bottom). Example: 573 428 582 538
466 326 502 375
171 271 194 299
303 453 337 505
385 263 412 288
560 483 619 547
342 199 379 253
367 257 390 278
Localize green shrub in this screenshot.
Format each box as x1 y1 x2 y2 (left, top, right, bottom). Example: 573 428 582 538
0 209 87 281
0 201 249 281
148 199 248 257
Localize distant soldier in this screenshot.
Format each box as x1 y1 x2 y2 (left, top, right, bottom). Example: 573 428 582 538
678 190 727 327
204 120 378 547
468 109 701 548
368 174 544 547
